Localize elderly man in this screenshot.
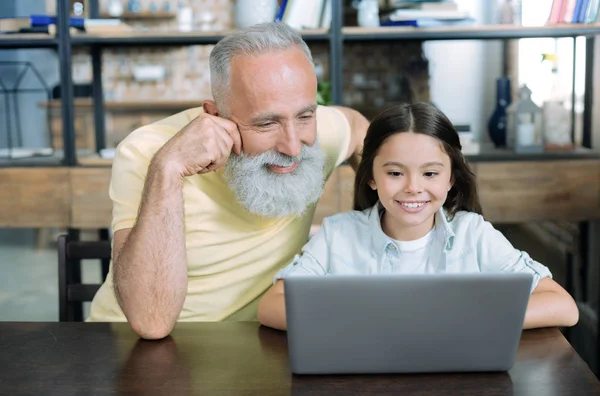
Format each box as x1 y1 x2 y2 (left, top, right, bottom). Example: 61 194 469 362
88 22 368 339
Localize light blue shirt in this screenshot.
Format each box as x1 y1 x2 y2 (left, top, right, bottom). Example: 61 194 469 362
275 203 552 293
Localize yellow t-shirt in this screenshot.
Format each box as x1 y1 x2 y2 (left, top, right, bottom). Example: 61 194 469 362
88 106 351 322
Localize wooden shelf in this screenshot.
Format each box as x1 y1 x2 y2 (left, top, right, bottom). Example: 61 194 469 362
343 23 600 41
71 28 329 46
39 98 205 111
465 147 600 162
100 11 176 20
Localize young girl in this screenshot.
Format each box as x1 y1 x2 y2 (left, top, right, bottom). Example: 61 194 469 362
257 102 579 331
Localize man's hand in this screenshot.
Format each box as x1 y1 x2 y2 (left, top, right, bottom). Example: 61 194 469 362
154 113 243 177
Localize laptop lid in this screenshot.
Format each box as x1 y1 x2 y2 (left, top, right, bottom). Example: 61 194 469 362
285 273 533 374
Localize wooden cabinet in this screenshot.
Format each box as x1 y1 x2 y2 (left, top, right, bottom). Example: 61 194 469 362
69 168 112 228
475 161 600 222
1 158 599 228
0 168 70 227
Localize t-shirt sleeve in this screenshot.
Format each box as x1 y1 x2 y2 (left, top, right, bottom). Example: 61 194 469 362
109 138 152 232
109 108 199 232
316 106 352 178
475 215 552 293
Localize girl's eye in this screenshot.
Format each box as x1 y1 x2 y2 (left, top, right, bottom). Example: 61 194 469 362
424 172 438 177
388 171 403 177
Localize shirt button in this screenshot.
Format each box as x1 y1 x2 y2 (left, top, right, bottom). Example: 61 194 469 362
390 245 397 251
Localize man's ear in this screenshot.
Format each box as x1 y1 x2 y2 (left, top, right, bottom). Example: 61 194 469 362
203 100 219 116
368 180 377 190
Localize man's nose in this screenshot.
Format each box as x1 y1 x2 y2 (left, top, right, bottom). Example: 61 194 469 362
276 125 302 158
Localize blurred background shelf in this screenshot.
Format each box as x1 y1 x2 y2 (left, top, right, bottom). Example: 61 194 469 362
39 98 205 111
343 23 600 41
0 34 58 49
71 28 330 46
99 11 176 20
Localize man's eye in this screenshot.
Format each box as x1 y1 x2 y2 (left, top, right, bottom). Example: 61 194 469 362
299 115 313 121
257 122 275 128
424 172 438 177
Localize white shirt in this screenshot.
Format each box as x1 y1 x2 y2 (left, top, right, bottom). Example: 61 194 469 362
391 228 437 274
275 203 552 293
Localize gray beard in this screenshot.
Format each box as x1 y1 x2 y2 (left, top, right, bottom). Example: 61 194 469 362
223 141 326 218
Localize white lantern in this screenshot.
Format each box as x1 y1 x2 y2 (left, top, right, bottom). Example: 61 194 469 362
506 85 544 153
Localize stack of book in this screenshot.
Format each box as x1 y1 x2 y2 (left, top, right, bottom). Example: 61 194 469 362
381 1 473 28
547 0 600 24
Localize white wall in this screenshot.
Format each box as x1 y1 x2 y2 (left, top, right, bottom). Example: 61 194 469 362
424 0 502 144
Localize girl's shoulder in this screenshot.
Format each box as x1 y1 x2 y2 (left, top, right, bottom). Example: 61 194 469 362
445 210 488 234
322 207 374 230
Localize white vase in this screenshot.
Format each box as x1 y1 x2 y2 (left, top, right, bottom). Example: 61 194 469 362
107 0 124 17
357 0 380 28
234 0 278 29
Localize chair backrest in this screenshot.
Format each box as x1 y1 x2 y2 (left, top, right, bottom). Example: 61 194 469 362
58 234 112 322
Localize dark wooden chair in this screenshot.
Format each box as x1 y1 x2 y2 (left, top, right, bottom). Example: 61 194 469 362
58 234 112 321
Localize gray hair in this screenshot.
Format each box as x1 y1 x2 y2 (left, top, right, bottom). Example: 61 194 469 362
209 22 314 113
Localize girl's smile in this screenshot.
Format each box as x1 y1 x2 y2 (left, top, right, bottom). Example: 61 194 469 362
396 200 431 213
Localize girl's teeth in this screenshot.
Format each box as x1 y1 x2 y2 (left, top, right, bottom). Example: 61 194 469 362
401 202 424 208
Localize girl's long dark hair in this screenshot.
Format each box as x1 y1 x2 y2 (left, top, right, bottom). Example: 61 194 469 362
353 102 482 219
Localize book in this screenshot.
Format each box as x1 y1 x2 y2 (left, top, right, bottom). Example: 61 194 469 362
547 0 564 24
275 0 288 22
30 14 84 28
562 0 578 22
584 0 600 22
557 0 570 22
392 2 458 11
380 17 474 27
385 9 470 21
572 0 589 23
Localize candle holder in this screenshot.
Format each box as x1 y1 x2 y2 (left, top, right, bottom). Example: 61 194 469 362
506 85 544 153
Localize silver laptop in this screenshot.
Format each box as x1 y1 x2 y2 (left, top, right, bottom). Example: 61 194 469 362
284 273 533 374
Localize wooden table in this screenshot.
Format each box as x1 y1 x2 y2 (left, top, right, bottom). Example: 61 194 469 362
0 322 597 395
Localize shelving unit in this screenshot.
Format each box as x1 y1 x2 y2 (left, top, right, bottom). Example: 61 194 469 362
2 0 599 166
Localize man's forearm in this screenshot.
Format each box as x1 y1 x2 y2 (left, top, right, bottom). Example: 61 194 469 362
114 159 188 339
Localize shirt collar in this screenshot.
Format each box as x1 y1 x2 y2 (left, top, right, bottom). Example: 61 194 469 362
368 202 455 254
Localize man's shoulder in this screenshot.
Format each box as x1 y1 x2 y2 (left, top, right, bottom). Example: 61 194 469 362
315 105 352 173
316 105 348 130
117 107 204 159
